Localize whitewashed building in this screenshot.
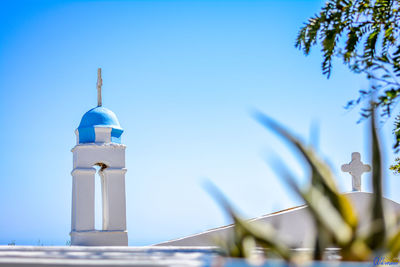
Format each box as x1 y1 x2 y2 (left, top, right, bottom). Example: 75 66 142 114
157 153 400 247
66 69 400 250
70 69 128 246
0 69 398 266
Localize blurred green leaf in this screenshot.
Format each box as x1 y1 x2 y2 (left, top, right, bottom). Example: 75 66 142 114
254 111 358 230
366 109 386 249
205 181 292 261
208 108 397 263
387 230 400 259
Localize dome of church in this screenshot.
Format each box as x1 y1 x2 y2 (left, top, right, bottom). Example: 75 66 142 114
79 106 122 129
77 106 124 144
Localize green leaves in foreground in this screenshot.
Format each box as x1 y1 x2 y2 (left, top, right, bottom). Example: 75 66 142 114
209 109 400 262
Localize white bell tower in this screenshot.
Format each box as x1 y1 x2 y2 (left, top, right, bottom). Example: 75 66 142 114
70 69 128 246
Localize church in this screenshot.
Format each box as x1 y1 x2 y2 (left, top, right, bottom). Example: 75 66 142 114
70 69 128 246
69 69 400 248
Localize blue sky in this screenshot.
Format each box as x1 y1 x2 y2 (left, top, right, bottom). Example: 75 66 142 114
0 0 398 246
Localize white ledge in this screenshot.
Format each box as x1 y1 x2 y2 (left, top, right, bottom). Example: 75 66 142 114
71 168 96 175
102 168 127 174
71 143 126 152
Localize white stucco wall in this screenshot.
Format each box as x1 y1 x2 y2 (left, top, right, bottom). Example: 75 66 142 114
157 192 400 247
71 128 128 246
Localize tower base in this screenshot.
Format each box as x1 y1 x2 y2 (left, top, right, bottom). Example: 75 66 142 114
71 230 128 246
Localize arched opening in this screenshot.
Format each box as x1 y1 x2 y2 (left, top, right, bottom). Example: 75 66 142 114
93 163 107 230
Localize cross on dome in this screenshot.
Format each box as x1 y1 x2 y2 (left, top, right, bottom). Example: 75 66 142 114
97 68 102 107
341 152 371 192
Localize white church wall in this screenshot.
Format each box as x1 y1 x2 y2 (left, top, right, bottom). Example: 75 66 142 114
157 192 400 247
71 230 128 246
72 144 126 169
70 139 129 246
71 168 96 231
94 127 112 143
101 168 128 231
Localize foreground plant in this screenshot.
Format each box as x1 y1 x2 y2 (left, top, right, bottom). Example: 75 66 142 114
210 109 400 263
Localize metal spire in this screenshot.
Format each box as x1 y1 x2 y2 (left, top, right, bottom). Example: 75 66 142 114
97 68 102 107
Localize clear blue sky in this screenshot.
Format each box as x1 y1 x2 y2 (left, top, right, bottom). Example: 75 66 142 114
0 0 398 246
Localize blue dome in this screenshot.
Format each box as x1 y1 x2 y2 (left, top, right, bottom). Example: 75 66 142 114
79 107 122 129
77 107 123 144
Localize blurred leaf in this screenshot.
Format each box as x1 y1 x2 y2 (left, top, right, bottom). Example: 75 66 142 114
341 238 372 261
366 109 386 249
254 111 358 230
206 108 395 263
387 229 400 259
205 181 292 261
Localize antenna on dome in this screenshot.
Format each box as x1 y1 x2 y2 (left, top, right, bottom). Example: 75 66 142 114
97 68 102 107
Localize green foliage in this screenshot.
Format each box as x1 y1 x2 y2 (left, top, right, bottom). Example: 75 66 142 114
296 0 400 154
207 183 292 261
390 157 400 174
210 109 399 262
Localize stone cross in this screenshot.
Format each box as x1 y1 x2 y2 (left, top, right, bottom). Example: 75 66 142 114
97 68 102 107
341 152 371 191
